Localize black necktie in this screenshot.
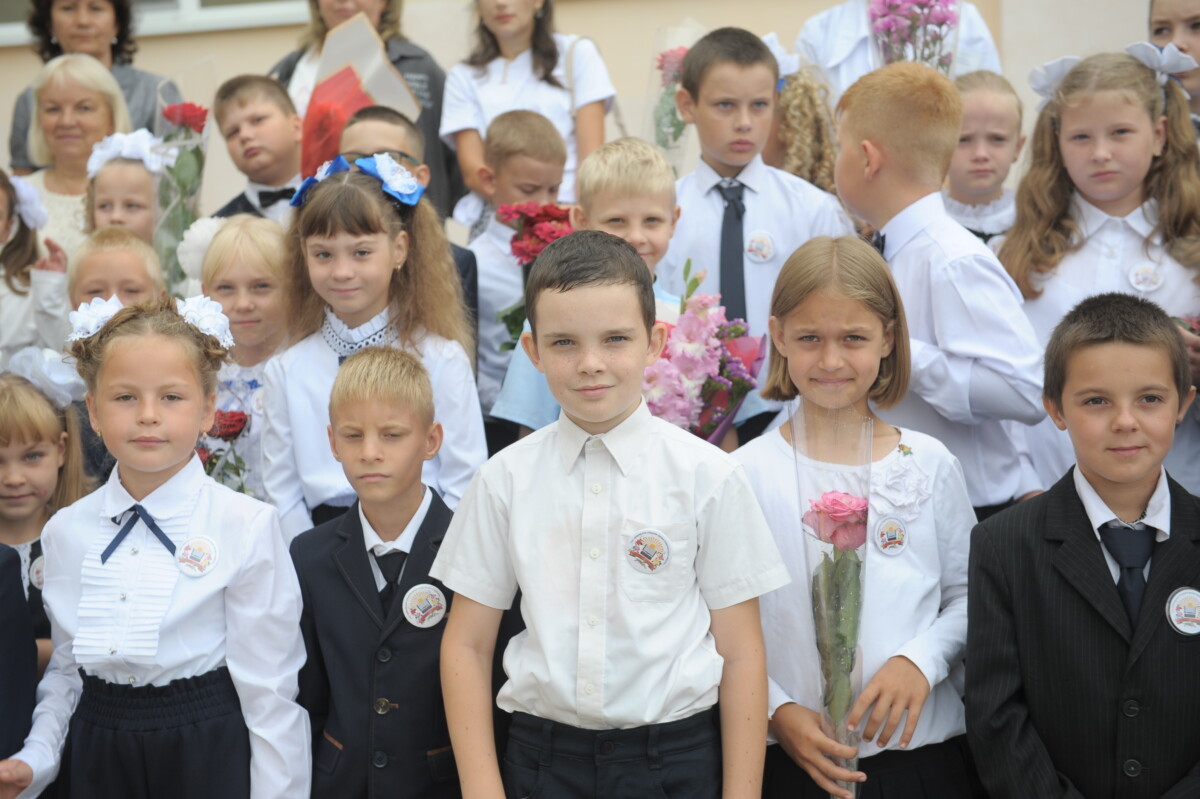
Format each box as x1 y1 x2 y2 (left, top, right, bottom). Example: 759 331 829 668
871 231 887 256
376 550 407 611
258 187 296 208
1098 522 1156 626
964 228 997 245
717 180 747 322
102 505 176 563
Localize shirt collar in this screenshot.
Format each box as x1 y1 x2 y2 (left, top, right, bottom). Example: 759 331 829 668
1072 194 1158 241
360 486 431 556
100 454 208 522
556 399 652 475
696 153 767 196
323 304 392 345
879 191 945 257
485 215 520 254
1073 466 1172 536
246 174 301 212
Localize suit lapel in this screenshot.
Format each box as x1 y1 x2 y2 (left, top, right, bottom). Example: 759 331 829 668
332 502 386 627
1047 472 1133 642
382 492 451 639
1128 479 1200 666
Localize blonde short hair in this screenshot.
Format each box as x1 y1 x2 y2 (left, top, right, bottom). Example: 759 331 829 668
202 215 288 287
67 226 166 300
0 373 88 513
837 61 962 186
576 137 675 210
954 69 1023 129
330 346 434 426
484 110 567 171
214 75 296 130
28 54 132 168
761 236 910 408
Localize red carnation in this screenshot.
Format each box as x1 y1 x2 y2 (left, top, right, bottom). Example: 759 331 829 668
162 102 208 133
209 410 249 442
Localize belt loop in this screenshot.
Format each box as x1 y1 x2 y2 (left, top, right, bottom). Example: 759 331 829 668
647 724 662 771
538 718 554 768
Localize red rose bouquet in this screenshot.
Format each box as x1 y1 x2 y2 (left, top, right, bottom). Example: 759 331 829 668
197 410 251 494
495 202 573 351
156 100 209 293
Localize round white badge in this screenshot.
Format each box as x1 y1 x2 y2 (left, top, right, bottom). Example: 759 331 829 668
403 584 447 628
1129 264 1164 292
875 517 907 556
1166 587 1200 636
745 230 775 263
626 531 670 574
177 536 219 577
29 555 45 591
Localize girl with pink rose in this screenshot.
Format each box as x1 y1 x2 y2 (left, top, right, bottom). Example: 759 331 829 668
732 235 977 799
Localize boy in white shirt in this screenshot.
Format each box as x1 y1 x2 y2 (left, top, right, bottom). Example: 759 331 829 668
658 27 854 440
433 230 790 799
834 61 1044 518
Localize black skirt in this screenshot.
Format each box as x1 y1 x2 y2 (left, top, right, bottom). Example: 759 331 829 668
55 667 251 799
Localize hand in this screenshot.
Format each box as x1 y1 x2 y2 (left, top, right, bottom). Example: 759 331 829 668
770 702 864 799
1179 327 1200 385
847 655 930 749
34 237 66 273
0 759 33 799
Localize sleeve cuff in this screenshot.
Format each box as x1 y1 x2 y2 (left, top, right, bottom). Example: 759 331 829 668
890 643 942 692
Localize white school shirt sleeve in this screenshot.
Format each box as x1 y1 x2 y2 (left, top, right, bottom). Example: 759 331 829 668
223 503 312 799
565 36 616 112
890 453 973 689
908 253 1044 426
261 353 313 538
767 675 799 720
423 338 487 509
30 269 69 354
440 64 485 148
429 467 519 610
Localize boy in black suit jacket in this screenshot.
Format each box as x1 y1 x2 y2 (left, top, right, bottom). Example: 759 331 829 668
967 293 1200 799
290 347 458 798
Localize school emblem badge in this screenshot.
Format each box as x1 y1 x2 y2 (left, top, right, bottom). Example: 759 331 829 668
403 584 447 628
1128 263 1164 292
1167 587 1200 636
177 536 219 577
745 230 775 263
875 517 907 555
626 531 670 573
29 555 45 591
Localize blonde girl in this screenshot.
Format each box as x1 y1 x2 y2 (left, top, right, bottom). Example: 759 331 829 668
1150 0 1200 121
733 236 976 799
85 129 168 245
0 294 310 799
1000 47 1200 489
0 347 88 676
944 71 1026 249
263 155 485 539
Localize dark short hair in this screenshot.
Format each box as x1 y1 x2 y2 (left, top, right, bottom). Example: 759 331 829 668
343 105 426 160
525 230 654 336
1044 293 1191 409
681 26 779 100
28 0 137 65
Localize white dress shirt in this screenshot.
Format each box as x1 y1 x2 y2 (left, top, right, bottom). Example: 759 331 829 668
1020 197 1200 490
441 31 615 220
13 456 310 799
360 486 431 591
261 309 486 539
875 192 1044 507
243 175 301 228
794 0 1001 104
471 216 524 414
1074 466 1171 584
734 426 973 757
430 401 790 730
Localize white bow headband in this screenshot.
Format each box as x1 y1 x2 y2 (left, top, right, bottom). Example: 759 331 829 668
7 176 47 232
5 347 86 410
67 294 235 349
87 128 177 179
1030 42 1199 112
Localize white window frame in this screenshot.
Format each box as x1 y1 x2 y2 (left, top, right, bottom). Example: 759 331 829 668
0 0 311 48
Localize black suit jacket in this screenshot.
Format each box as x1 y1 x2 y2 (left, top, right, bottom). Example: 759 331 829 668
213 192 264 219
290 494 459 799
966 470 1200 799
0 544 36 758
451 244 479 352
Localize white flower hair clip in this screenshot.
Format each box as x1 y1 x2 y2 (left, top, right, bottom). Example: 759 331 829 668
87 128 177 179
6 347 86 409
1029 55 1083 112
67 295 125 342
1126 41 1199 98
761 32 801 78
8 175 48 231
176 295 235 348
177 217 229 283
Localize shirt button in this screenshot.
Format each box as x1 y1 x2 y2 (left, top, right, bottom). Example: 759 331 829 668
130 547 138 555
376 647 392 663
1122 699 1140 718
585 683 595 694
128 676 137 684
108 647 116 655
588 615 597 626
373 698 391 715
119 593 127 601
372 750 388 768
589 548 600 559
591 484 602 494
1123 759 1142 777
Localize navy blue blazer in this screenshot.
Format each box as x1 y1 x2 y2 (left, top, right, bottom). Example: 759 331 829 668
0 544 37 758
967 470 1200 799
290 493 459 799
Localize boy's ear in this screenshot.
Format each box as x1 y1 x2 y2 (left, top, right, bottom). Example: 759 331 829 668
520 329 544 374
424 421 444 462
1178 385 1197 423
675 87 696 124
1043 395 1067 431
413 163 432 188
862 139 885 181
669 204 681 236
289 113 303 143
646 321 668 363
478 165 496 197
326 423 342 462
568 204 588 230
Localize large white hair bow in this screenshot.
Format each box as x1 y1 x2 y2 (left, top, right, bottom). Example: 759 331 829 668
1028 55 1082 112
1126 41 1199 98
7 175 47 232
87 129 177 178
6 347 86 409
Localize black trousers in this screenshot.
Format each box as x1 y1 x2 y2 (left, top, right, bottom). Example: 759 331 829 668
762 735 983 799
56 667 251 799
503 707 721 799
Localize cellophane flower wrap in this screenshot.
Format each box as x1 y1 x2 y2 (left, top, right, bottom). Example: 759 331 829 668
197 410 252 495
653 46 688 153
790 401 873 799
869 0 960 75
643 259 766 444
495 202 573 351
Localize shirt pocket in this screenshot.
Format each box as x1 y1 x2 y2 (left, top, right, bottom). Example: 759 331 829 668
618 521 694 603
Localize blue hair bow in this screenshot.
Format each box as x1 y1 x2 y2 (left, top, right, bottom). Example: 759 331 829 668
290 155 352 207
355 153 426 207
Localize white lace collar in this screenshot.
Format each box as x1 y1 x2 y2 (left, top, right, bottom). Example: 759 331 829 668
321 306 398 357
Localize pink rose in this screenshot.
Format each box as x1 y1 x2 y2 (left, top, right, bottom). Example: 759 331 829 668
803 491 869 551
